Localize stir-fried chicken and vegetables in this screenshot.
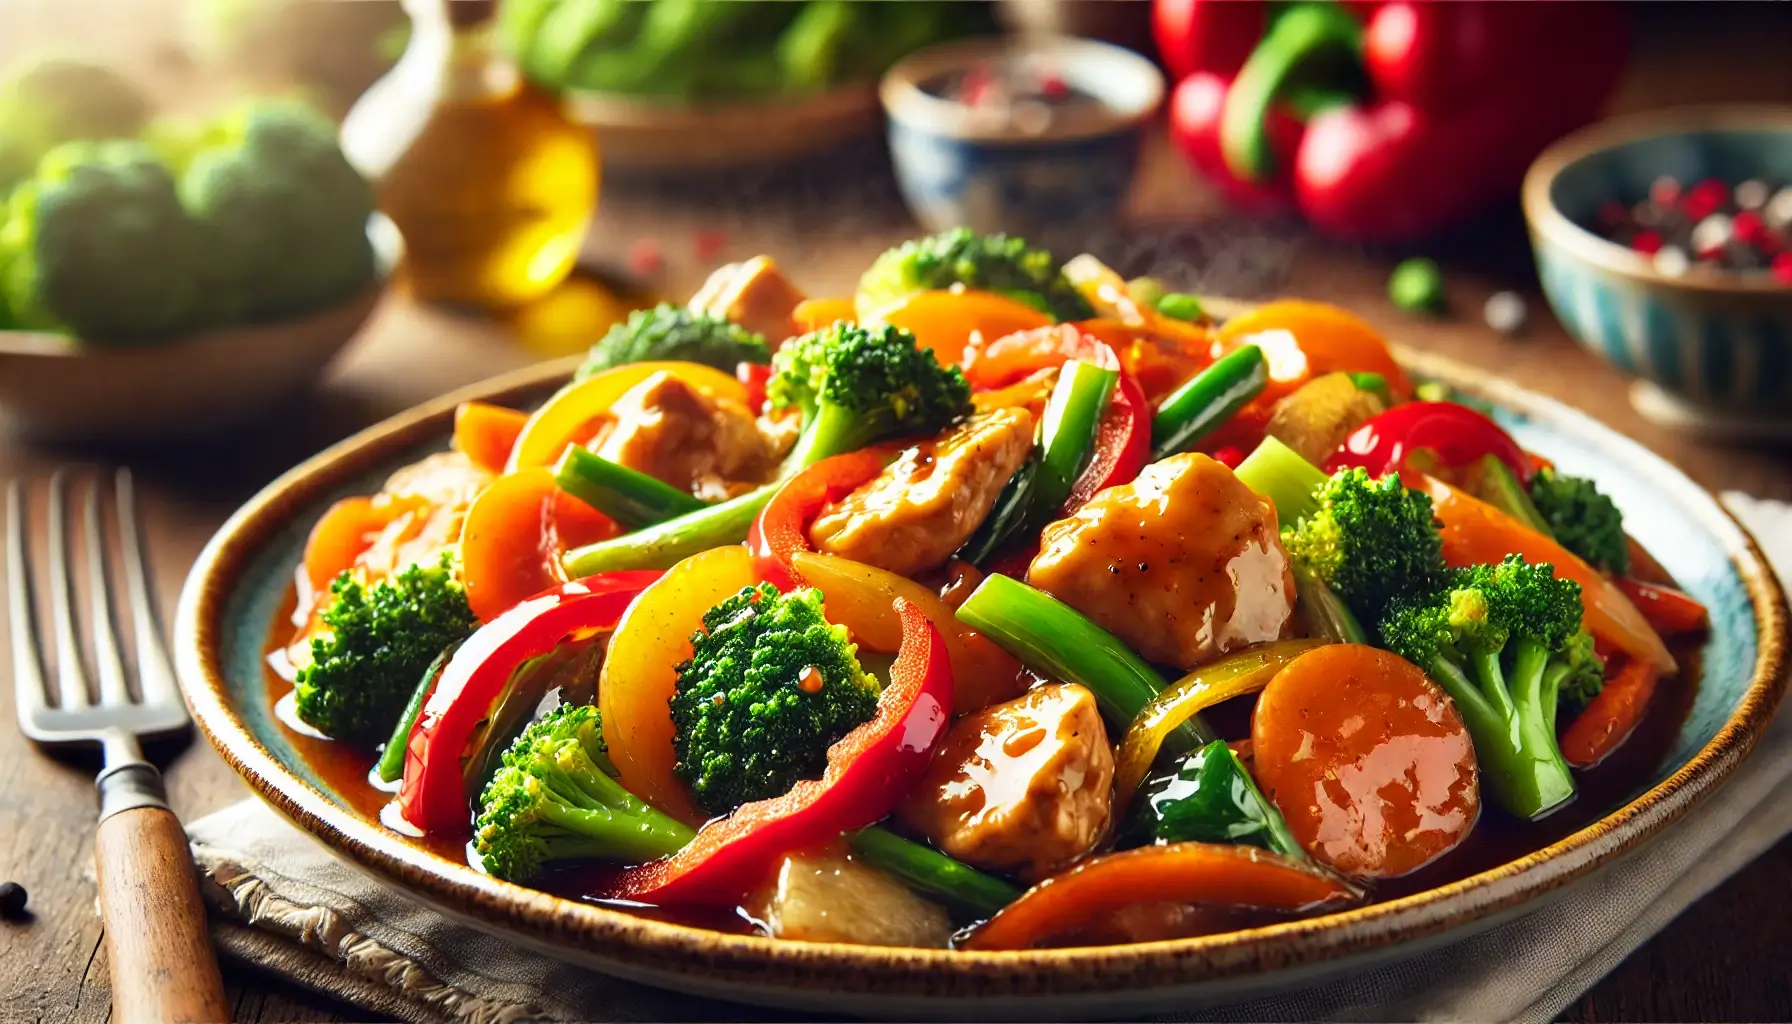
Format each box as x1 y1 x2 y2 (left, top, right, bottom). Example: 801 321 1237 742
273 229 1710 950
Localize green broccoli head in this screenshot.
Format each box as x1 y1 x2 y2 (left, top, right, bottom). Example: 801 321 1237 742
293 554 479 749
0 140 207 342
574 303 771 380
0 59 149 189
670 583 881 816
178 98 376 323
473 703 695 882
768 320 971 467
857 228 1093 322
1529 468 1629 575
1550 628 1606 716
1283 468 1446 625
1378 555 1585 819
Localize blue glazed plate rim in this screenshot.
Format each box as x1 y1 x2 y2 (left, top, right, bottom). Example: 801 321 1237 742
171 344 1789 1005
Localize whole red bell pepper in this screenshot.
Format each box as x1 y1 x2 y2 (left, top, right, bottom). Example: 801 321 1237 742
397 570 663 834
601 599 953 906
1325 401 1533 483
1156 0 1627 240
747 447 894 591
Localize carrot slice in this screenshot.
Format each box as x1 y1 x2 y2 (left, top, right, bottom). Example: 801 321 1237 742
961 843 1359 950
870 289 1052 368
1613 577 1709 636
1251 644 1480 879
459 468 618 622
1561 658 1659 768
453 402 530 475
1420 475 1675 675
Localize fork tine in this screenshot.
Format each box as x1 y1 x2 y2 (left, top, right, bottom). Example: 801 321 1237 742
7 479 49 720
47 471 91 709
117 469 176 706
85 476 131 706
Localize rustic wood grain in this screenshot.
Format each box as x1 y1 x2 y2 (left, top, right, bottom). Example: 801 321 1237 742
1 3 1790 1022
93 807 230 1023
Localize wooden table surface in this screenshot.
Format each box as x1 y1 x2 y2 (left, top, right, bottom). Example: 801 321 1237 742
4 5 1792 1022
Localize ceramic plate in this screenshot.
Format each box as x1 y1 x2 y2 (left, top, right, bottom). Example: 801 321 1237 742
173 348 1788 1019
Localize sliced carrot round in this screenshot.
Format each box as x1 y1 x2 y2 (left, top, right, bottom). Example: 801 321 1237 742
459 468 618 622
600 544 758 826
1252 644 1479 879
507 361 747 471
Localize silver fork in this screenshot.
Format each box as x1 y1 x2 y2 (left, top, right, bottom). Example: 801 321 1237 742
8 470 230 1024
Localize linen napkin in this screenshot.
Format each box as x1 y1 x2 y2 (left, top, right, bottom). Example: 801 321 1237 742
185 494 1792 1024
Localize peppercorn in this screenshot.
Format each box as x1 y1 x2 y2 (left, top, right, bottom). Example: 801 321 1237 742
1389 257 1445 314
0 881 26 920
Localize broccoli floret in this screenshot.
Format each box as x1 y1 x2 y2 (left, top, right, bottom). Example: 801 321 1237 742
474 704 695 882
1378 555 1587 819
0 140 207 342
0 59 149 189
857 228 1093 322
1283 468 1446 625
1529 468 1629 575
768 320 971 469
1549 628 1606 723
574 303 771 379
670 583 880 816
293 555 479 749
178 98 376 323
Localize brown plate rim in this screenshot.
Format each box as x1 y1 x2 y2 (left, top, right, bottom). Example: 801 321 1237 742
172 346 1790 999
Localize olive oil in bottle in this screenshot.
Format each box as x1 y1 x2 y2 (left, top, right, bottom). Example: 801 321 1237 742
342 0 598 311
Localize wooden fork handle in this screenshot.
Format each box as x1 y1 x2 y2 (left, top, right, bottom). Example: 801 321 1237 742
94 764 231 1023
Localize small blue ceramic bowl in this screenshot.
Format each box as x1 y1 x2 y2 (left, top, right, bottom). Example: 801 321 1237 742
1523 106 1792 437
880 36 1163 236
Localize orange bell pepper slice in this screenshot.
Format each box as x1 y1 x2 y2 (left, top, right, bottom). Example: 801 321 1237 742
507 362 747 471
1419 475 1675 674
792 550 1027 715
453 402 531 475
599 545 759 825
961 842 1361 950
1214 300 1412 405
871 289 1052 368
1561 657 1659 768
459 468 619 622
791 297 858 334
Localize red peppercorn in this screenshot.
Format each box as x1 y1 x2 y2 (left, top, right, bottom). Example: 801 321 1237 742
1630 229 1664 255
1649 176 1682 210
1732 210 1769 247
1772 252 1792 285
1685 178 1730 222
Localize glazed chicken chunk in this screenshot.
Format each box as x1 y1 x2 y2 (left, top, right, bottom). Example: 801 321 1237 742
808 407 1034 579
1026 452 1297 671
688 254 806 345
593 370 776 501
897 683 1114 881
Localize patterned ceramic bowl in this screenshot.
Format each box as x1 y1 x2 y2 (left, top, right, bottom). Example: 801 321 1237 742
880 36 1163 236
1523 106 1792 438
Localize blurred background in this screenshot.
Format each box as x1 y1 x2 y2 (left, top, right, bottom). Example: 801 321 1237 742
0 0 1788 461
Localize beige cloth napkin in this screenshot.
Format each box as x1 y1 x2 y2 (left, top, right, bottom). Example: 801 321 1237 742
186 494 1792 1024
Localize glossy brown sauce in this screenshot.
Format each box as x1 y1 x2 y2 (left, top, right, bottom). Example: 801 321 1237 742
266 586 1701 937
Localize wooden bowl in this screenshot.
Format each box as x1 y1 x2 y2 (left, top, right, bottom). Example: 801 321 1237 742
171 345 1788 1018
566 87 880 172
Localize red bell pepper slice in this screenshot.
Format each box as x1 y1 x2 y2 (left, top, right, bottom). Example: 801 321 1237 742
601 599 954 907
1064 369 1149 514
396 570 663 834
736 361 771 415
1613 577 1709 637
1153 0 1266 83
1325 401 1532 484
746 448 894 591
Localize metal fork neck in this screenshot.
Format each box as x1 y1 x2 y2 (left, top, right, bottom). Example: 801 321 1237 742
95 728 166 823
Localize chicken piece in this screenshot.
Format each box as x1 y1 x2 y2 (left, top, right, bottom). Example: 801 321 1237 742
358 452 494 579
688 255 806 346
1026 452 1296 671
592 370 775 501
807 408 1034 579
897 683 1114 881
749 852 952 948
1264 371 1387 467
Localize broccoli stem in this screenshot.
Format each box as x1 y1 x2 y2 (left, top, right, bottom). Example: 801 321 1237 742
955 574 1213 743
562 484 774 575
1425 639 1576 820
849 826 1021 918
1233 435 1328 525
1150 344 1267 460
554 444 708 530
1291 566 1367 645
782 400 876 473
1473 454 1553 536
1031 359 1118 517
545 755 696 863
